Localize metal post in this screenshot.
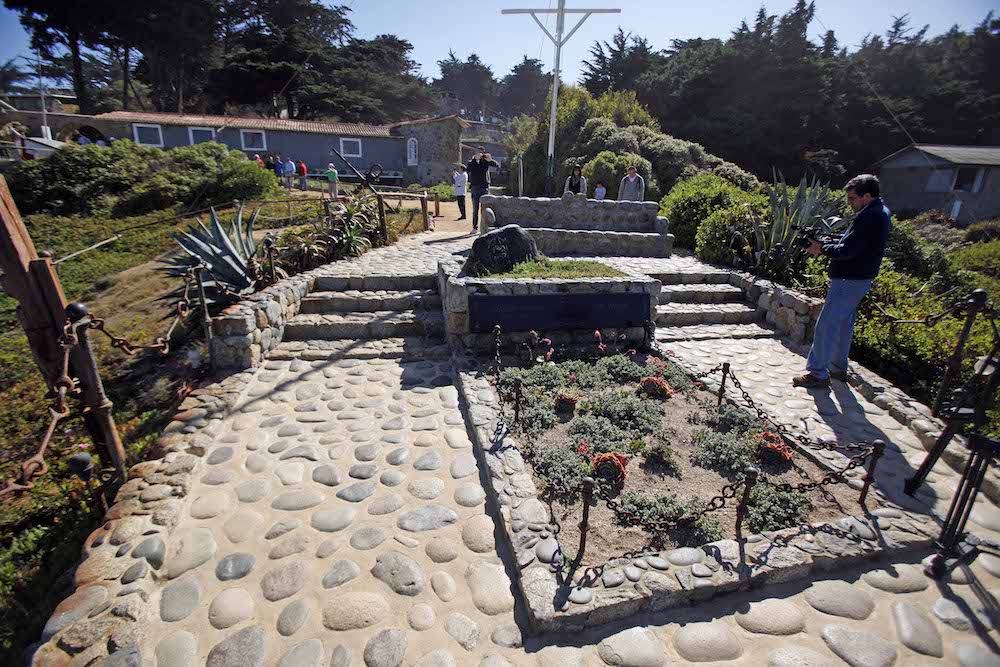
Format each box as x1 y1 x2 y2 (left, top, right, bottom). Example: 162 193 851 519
518 155 524 197
934 289 987 416
194 267 213 344
858 439 885 508
574 477 595 568
904 420 962 496
718 362 731 406
513 378 523 427
377 194 388 243
434 193 440 218
735 467 758 541
421 194 430 231
926 434 998 578
65 302 127 486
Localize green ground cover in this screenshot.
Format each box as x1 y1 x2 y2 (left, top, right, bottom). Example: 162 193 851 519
488 258 625 279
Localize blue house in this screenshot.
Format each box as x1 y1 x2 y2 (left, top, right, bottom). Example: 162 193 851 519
88 111 470 185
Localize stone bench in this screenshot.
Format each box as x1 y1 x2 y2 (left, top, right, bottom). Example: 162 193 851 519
481 192 675 257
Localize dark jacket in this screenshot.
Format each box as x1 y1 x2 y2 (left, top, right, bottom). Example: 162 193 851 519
466 157 499 188
822 198 891 280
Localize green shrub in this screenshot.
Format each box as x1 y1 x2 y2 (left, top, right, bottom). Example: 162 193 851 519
581 391 662 434
578 118 641 156
695 203 758 266
644 438 679 474
708 403 763 435
885 220 952 280
8 140 280 217
613 492 723 545
745 484 812 533
569 415 632 453
950 241 1000 279
709 160 762 191
691 429 756 477
966 218 1000 243
907 210 965 248
528 445 589 494
596 354 647 384
558 360 612 390
660 172 756 249
581 151 659 201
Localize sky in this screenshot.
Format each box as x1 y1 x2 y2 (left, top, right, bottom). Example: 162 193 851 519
1 0 996 86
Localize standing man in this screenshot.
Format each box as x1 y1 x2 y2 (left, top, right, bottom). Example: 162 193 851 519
283 157 296 190
793 174 891 388
618 165 645 201
453 164 468 221
325 163 339 200
298 159 308 190
274 155 284 181
466 147 499 232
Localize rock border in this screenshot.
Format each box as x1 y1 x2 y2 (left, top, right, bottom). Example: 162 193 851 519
452 353 937 634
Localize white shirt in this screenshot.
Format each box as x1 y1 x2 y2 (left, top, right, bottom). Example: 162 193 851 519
453 171 468 196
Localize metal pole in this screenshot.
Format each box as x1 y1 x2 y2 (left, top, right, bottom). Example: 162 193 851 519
574 477 595 568
735 467 758 541
933 290 987 416
65 302 127 485
718 362 731 406
543 0 566 197
36 50 48 139
519 155 524 197
858 439 885 508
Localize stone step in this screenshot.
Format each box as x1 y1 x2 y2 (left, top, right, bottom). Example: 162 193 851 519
655 322 778 342
270 338 450 361
648 270 733 286
313 273 437 292
655 303 758 327
525 228 674 258
659 283 745 304
284 310 445 340
301 289 441 314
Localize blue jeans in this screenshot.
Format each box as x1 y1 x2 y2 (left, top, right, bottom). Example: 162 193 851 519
806 278 873 380
471 186 489 228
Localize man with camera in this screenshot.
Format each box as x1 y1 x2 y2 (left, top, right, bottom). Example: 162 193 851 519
793 174 891 389
466 147 500 232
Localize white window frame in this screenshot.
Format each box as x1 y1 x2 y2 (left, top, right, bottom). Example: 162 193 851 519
340 137 362 158
188 126 216 145
952 166 987 194
240 129 267 151
406 137 418 166
132 123 163 147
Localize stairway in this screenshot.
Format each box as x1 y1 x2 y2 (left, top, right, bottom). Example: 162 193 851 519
651 270 776 343
272 274 449 361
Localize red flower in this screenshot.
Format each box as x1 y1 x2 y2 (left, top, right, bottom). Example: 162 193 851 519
578 441 592 457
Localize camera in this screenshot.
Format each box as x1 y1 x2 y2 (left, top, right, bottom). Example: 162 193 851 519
792 225 842 248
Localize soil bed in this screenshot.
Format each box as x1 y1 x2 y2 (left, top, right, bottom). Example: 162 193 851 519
492 352 862 567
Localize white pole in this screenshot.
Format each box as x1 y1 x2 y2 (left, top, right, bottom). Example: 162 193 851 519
36 50 49 139
518 155 524 197
544 0 566 197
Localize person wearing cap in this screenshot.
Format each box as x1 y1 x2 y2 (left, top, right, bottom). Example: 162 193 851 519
325 163 340 199
466 146 500 231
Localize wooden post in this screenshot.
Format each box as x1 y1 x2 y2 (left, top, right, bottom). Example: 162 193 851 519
434 193 440 218
377 194 388 243
420 194 429 231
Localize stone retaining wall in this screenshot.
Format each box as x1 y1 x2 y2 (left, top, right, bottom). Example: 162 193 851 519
30 370 257 666
481 192 665 233
439 263 657 351
526 228 672 257
209 274 313 371
729 274 823 343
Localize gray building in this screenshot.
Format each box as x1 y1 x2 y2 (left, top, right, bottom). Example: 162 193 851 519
876 144 1000 225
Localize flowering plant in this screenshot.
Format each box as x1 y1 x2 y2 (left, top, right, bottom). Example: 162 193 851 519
756 427 794 462
638 376 674 399
555 391 578 413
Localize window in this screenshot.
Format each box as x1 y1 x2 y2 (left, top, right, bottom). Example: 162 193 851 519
340 137 362 158
133 124 163 147
925 169 955 193
188 127 215 145
407 137 418 166
240 129 267 151
954 166 986 193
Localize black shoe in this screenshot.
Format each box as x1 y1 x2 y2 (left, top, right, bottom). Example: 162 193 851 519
830 370 849 382
457 216 466 220
792 373 831 389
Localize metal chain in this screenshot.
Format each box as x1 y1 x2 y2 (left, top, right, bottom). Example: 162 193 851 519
596 478 744 535
0 322 77 497
88 269 196 356
690 363 724 382
757 447 873 494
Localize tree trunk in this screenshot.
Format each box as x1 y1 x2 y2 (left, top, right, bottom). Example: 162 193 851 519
68 28 91 114
122 45 130 110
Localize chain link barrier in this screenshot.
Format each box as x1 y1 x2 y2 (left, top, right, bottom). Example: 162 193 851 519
0 322 76 497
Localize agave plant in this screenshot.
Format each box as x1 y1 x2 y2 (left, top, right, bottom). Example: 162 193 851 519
732 172 848 282
160 204 282 308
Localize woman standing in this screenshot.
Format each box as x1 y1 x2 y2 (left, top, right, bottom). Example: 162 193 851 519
564 166 587 196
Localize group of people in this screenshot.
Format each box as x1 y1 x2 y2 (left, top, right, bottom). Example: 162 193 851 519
562 164 645 201
256 155 340 198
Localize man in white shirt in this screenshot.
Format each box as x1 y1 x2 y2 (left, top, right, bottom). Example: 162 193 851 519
453 165 468 221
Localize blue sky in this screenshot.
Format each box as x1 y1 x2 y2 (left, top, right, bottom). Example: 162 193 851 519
1 0 995 85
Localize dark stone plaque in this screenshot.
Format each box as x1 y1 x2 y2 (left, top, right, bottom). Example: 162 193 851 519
468 292 650 333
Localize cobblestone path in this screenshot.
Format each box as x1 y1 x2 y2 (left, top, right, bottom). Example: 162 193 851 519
35 235 1000 666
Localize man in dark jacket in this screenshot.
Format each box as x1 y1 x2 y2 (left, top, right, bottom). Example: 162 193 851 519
466 147 500 231
793 174 891 388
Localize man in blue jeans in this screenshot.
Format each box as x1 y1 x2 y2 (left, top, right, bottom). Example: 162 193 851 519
466 147 500 232
793 174 891 389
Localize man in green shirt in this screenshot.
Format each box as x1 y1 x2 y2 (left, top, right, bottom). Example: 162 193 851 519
325 163 339 199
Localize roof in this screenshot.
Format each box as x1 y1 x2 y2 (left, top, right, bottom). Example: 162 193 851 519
879 143 1000 167
390 114 472 129
93 111 395 138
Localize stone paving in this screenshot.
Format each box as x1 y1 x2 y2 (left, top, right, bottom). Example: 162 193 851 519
32 233 1000 666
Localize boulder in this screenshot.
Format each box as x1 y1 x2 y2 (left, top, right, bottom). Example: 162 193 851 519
461 225 540 277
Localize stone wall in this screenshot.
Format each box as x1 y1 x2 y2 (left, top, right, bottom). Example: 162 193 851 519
396 119 462 186
526 228 673 257
729 274 823 343
209 274 312 370
439 262 657 350
482 192 665 233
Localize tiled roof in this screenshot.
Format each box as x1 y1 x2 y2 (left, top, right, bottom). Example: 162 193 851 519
390 114 472 129
880 143 1000 167
93 111 394 138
